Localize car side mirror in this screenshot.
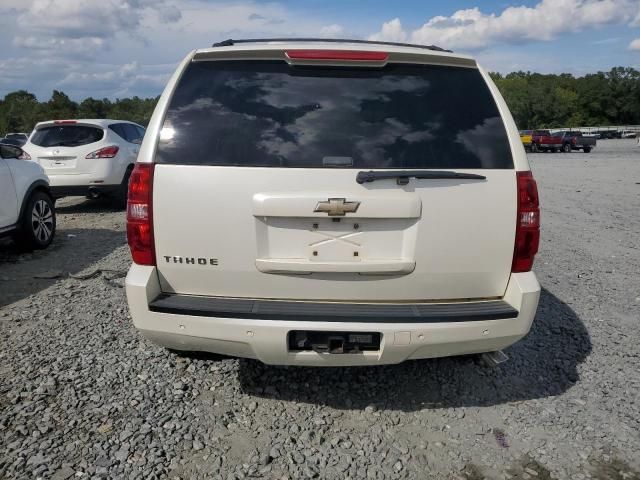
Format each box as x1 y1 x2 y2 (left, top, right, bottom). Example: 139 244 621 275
0 144 24 159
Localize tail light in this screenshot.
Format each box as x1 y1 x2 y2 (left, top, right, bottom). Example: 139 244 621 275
512 171 540 273
285 50 388 62
18 150 31 160
127 163 155 265
86 145 119 159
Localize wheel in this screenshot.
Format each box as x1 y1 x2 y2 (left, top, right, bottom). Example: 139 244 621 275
562 143 572 153
113 166 133 209
15 191 56 250
583 147 591 153
531 143 539 153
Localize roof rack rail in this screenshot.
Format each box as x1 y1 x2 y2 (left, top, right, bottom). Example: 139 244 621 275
211 38 452 53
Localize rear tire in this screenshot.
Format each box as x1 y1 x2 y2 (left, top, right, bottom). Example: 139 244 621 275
583 147 592 153
15 191 56 250
531 143 539 153
562 143 572 153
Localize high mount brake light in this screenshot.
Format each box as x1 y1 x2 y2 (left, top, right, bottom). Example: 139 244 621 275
54 120 77 125
285 50 388 62
126 163 155 265
512 171 540 273
86 145 119 159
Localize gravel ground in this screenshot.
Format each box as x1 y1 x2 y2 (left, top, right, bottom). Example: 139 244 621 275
1 140 639 480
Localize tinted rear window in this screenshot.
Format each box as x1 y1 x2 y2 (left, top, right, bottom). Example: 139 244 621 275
157 61 513 169
31 125 103 148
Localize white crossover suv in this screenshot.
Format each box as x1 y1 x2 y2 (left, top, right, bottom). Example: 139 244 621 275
0 143 56 249
125 39 541 366
22 119 145 206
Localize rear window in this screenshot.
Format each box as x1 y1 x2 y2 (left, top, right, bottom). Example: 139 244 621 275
31 125 103 148
156 61 513 169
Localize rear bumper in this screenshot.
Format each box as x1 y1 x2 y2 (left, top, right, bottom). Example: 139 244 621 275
125 266 540 366
47 170 124 197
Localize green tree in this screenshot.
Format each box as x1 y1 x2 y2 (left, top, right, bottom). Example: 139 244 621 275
78 97 110 119
0 90 40 133
46 90 78 120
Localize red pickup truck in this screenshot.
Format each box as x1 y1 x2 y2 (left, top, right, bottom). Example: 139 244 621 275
531 130 561 152
531 130 596 153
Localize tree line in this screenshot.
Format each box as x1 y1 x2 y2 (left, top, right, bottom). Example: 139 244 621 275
491 67 640 129
0 90 158 135
1 66 639 134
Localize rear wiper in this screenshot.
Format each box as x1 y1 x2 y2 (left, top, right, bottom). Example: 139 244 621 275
356 170 487 185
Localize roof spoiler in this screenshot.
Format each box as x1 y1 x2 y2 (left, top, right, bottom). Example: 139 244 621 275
211 38 452 53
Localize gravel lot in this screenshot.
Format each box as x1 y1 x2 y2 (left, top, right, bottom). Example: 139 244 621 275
1 140 639 480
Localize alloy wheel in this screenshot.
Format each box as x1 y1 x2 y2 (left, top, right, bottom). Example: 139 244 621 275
31 199 54 244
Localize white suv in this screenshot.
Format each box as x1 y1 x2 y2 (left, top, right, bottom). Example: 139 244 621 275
0 143 56 249
125 39 541 366
22 119 145 206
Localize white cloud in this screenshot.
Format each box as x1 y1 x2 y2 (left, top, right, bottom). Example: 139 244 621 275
19 0 137 37
13 0 181 57
368 18 407 43
370 0 640 50
158 5 182 23
172 2 292 36
629 38 640 50
13 36 106 58
0 0 30 13
319 24 344 38
57 61 173 98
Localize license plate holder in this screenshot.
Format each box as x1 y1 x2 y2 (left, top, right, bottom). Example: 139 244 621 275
288 331 381 353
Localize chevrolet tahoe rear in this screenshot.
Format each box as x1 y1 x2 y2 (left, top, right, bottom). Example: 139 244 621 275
125 39 541 366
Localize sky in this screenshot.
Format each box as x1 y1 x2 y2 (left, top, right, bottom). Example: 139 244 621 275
1 0 639 100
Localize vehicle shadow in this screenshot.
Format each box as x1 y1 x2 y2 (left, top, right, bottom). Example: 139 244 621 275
54 197 124 214
0 227 126 308
237 287 592 410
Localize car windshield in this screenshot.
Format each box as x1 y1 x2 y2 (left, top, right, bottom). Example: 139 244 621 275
30 125 104 148
157 60 514 169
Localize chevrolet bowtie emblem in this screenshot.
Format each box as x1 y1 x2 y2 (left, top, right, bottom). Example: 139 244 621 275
314 198 360 216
